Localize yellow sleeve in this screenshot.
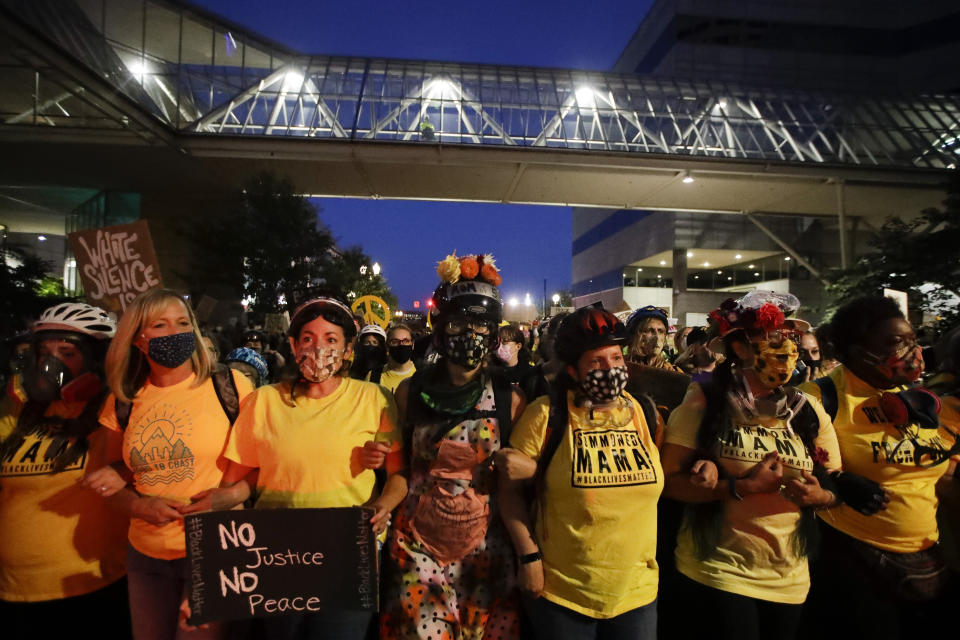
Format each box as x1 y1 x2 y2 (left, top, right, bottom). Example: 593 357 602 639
0 395 23 439
806 393 843 471
231 369 256 402
664 382 706 449
938 397 960 463
98 392 120 432
509 395 551 461
224 388 263 467
373 385 400 447
797 379 822 403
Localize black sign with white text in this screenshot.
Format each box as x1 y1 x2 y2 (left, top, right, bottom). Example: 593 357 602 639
185 507 377 625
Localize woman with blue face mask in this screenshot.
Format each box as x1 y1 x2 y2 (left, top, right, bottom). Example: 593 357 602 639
88 288 255 640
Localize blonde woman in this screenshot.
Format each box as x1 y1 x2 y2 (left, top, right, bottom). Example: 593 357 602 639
85 288 254 640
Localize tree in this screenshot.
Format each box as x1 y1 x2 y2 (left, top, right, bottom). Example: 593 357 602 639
325 246 397 310
189 172 396 315
825 175 960 325
0 242 56 334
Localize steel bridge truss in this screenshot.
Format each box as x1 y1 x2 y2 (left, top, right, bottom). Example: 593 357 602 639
2 0 959 170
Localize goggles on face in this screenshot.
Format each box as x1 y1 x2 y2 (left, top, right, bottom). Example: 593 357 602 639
443 317 492 337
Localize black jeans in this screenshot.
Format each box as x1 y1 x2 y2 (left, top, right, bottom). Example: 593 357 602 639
801 522 954 640
675 575 803 640
0 577 131 639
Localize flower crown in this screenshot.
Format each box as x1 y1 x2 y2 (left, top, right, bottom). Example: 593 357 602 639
708 298 785 336
436 251 502 287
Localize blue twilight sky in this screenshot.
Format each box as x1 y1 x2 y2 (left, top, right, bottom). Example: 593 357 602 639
191 0 654 309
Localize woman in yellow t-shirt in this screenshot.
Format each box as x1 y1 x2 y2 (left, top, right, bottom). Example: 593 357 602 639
660 292 846 640
799 296 957 640
87 288 254 640
0 303 129 638
185 296 407 640
498 307 663 639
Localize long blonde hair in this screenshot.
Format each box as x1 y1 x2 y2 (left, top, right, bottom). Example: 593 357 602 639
105 289 212 402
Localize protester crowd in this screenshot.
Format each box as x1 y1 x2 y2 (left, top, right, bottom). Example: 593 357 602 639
1 251 959 640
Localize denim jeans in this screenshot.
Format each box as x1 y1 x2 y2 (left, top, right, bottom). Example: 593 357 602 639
126 544 225 640
523 595 657 640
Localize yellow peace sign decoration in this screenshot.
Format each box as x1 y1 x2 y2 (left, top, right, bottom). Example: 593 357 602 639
351 295 391 329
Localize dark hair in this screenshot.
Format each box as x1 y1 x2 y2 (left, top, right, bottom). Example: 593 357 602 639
822 296 905 362
499 325 524 345
289 302 357 344
686 326 708 346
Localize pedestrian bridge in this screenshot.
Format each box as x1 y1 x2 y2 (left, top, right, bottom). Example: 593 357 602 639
1 0 957 219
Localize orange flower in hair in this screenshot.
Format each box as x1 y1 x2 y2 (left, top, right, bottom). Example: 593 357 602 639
481 263 502 286
460 256 480 280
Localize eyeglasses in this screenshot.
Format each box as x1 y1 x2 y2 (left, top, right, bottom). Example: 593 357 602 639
443 318 492 336
387 338 413 347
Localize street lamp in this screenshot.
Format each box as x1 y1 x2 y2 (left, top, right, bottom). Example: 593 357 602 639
372 262 381 276
359 265 368 275
552 293 560 304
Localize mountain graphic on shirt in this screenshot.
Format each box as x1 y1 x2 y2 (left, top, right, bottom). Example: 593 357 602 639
129 425 193 465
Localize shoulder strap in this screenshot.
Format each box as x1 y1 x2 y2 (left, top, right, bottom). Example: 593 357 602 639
634 394 659 442
492 373 514 444
115 397 132 431
211 364 241 426
812 376 838 422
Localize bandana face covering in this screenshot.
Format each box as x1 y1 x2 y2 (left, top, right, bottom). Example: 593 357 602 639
297 346 344 383
579 366 629 404
147 332 196 369
443 332 489 369
751 338 799 389
863 344 924 384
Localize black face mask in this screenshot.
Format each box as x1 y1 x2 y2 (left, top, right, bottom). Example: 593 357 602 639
147 332 196 369
356 344 387 369
388 345 414 365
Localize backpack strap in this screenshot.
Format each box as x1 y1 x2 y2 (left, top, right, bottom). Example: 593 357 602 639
492 373 514 444
115 398 133 431
210 364 241 426
812 376 839 423
634 393 659 442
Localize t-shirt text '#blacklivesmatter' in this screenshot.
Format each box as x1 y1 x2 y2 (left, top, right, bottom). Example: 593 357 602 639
717 424 812 476
571 428 658 487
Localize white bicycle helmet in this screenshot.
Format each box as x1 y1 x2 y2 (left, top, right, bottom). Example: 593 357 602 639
33 302 117 340
359 324 387 340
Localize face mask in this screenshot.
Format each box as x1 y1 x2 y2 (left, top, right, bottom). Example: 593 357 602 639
147 332 196 369
579 366 629 404
22 354 74 404
297 346 343 383
388 344 413 365
356 344 387 368
862 344 924 384
443 332 489 369
751 338 799 389
495 344 515 364
642 333 665 356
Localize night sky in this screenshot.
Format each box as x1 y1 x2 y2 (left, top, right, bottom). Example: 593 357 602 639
191 0 654 309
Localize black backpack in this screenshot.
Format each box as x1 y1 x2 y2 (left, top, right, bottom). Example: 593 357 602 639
115 364 241 430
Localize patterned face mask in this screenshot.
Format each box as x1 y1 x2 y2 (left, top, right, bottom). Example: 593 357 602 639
862 343 924 384
579 366 629 404
147 331 196 369
296 346 344 383
751 338 799 389
442 332 489 369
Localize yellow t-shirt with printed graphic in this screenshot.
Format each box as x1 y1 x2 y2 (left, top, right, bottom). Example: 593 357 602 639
370 365 416 394
665 382 842 604
100 371 255 560
224 377 400 509
510 391 663 619
0 396 128 601
801 367 957 553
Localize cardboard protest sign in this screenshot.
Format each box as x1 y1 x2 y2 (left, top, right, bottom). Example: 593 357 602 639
185 507 377 625
68 220 162 315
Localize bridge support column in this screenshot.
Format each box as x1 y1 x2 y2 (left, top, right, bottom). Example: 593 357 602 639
671 247 688 320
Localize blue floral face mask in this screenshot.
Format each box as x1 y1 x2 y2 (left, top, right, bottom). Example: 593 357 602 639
147 331 196 369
